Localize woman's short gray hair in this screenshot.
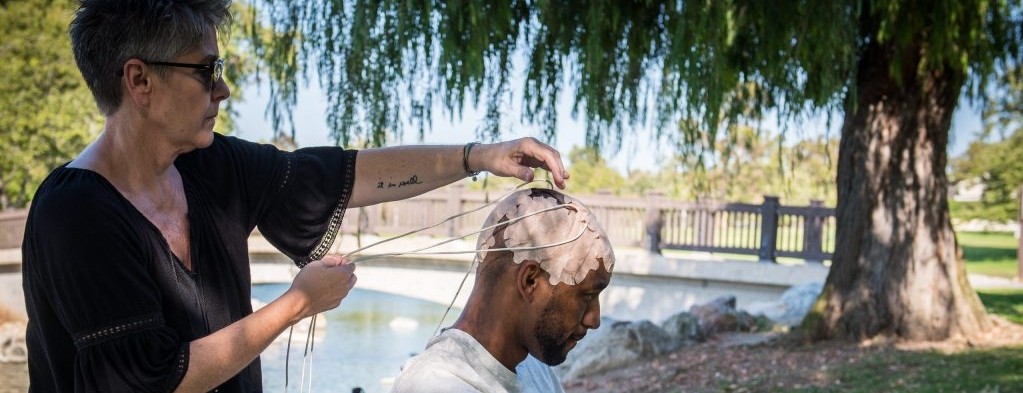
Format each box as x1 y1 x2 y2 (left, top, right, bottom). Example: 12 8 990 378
69 0 232 115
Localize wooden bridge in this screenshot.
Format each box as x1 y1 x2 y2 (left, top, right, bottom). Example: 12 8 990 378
0 185 836 263
329 186 836 264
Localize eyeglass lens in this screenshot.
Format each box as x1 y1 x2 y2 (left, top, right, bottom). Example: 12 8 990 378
210 58 224 90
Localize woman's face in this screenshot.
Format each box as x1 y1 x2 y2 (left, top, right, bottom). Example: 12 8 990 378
147 29 230 151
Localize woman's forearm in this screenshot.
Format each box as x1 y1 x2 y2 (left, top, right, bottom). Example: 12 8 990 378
346 138 568 208
173 291 305 393
173 257 354 392
348 145 471 208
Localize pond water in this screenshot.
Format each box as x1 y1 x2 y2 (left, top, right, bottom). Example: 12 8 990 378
253 284 452 393
0 286 451 393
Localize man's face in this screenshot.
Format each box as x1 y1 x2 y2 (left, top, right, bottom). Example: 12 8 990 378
530 261 612 365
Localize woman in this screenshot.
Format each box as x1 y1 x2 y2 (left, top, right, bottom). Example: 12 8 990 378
21 1 568 392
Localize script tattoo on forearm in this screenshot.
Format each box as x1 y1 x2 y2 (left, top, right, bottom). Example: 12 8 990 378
376 174 425 189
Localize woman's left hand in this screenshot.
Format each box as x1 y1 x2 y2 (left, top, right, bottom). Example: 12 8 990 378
471 137 569 189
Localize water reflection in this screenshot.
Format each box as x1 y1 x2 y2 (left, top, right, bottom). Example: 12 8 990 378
252 284 452 393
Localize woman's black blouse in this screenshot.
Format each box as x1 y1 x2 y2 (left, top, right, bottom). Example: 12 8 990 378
21 134 357 392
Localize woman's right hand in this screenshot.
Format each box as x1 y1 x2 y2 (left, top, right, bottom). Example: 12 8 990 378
286 255 357 320
177 256 356 392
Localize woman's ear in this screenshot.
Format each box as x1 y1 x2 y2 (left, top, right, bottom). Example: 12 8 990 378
122 58 152 107
515 260 546 302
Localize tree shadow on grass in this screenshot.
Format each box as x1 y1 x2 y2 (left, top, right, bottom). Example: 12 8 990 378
962 245 1016 263
796 346 1023 393
978 290 1023 324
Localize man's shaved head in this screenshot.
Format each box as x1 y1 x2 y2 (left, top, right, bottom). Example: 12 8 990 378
475 188 615 285
451 188 615 370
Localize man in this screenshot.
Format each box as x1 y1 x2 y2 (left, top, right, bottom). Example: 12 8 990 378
392 188 615 392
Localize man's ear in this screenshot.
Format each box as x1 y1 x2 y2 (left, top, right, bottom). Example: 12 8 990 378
515 260 545 302
122 59 153 107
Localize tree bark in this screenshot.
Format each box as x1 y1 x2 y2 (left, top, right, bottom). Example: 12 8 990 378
804 35 991 341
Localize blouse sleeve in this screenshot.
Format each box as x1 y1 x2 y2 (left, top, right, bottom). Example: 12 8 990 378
179 134 358 266
256 144 357 266
23 180 188 392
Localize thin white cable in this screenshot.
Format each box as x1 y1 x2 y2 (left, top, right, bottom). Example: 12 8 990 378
348 203 577 264
284 326 293 393
287 180 568 389
343 184 584 338
426 224 587 337
434 254 477 337
341 179 553 259
295 221 585 386
307 314 317 393
299 315 314 392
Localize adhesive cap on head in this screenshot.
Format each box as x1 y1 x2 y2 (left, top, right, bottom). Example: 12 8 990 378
476 188 615 285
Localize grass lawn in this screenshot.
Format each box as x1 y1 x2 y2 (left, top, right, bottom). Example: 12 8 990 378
798 345 1023 393
642 232 1023 393
755 289 1023 393
959 231 1020 279
796 247 1023 393
978 288 1023 324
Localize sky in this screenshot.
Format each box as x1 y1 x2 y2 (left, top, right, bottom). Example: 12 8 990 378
231 75 986 175
231 76 672 174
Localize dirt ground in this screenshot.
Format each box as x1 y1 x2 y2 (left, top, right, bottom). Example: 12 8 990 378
563 317 1023 393
2 320 1020 393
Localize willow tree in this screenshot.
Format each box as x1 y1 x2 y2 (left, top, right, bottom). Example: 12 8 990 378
0 0 100 209
0 0 258 209
251 1 1022 341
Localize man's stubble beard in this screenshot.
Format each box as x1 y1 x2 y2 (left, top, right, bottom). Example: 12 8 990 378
533 299 571 366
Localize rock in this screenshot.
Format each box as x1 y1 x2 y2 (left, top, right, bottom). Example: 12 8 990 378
744 299 787 323
690 296 757 336
661 312 704 342
556 318 681 380
777 282 823 325
745 282 823 327
0 321 27 363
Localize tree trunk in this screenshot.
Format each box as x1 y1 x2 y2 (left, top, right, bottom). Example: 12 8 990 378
803 35 991 341
1018 186 1022 282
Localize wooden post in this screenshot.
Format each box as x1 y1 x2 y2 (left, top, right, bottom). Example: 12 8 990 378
758 196 780 263
804 200 825 264
697 209 711 247
644 192 664 254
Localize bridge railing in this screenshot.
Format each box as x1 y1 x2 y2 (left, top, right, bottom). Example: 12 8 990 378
341 186 835 263
0 210 27 251
0 185 836 263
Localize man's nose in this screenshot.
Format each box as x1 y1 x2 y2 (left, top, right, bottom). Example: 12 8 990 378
582 298 601 329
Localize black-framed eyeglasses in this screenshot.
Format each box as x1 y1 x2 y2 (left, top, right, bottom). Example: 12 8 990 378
121 58 225 90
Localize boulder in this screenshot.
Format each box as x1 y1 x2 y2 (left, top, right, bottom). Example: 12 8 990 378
660 311 704 342
0 321 27 363
744 282 823 327
555 318 681 380
777 282 823 325
689 296 757 336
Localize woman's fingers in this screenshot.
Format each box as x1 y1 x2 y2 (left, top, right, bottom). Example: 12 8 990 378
480 137 569 189
290 257 357 317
